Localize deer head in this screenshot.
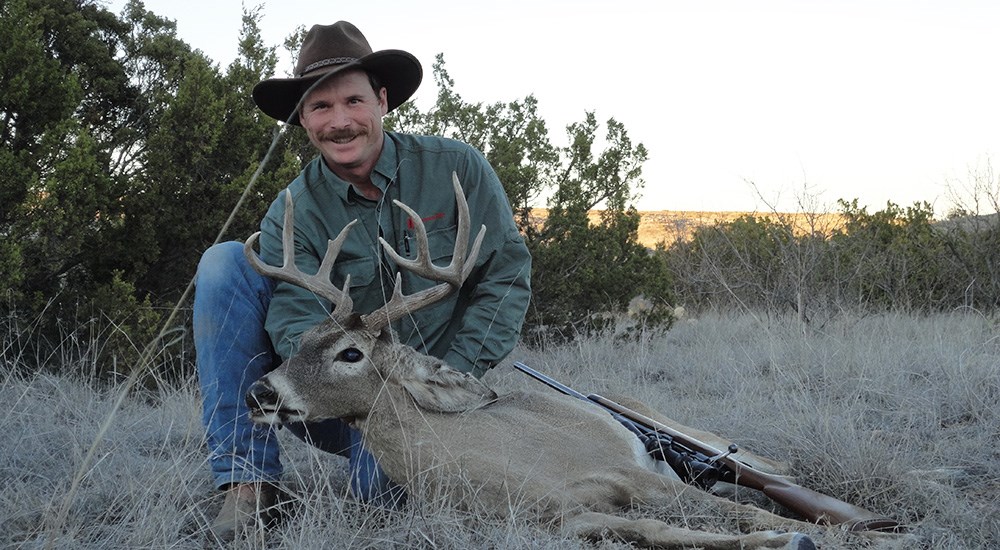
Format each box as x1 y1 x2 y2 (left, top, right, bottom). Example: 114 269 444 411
243 173 496 425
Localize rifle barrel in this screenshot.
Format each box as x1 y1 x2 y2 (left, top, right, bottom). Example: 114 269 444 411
512 362 591 401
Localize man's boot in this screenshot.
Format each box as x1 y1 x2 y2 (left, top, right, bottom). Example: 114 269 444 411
209 482 291 541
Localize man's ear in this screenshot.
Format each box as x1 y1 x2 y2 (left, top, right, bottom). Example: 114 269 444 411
378 87 388 116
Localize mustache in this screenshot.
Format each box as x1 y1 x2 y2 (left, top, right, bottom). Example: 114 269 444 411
318 128 367 142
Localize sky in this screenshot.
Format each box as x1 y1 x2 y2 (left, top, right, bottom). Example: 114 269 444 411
105 0 1000 214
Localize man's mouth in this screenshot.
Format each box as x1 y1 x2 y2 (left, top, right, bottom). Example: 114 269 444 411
322 130 365 145
327 135 357 144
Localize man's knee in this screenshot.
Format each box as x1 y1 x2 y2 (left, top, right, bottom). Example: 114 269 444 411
196 242 246 288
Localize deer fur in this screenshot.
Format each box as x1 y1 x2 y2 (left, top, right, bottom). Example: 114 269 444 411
248 318 820 549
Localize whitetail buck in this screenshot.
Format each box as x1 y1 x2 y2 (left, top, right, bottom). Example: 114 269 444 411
243 173 819 549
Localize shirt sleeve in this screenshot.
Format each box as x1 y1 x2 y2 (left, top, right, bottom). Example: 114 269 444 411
442 148 532 377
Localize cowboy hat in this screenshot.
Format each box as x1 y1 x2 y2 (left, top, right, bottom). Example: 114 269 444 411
252 21 422 126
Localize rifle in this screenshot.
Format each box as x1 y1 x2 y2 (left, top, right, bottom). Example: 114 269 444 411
512 361 901 533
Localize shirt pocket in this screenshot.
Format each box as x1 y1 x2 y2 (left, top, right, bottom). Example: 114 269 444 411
398 225 460 294
333 256 376 291
425 225 457 267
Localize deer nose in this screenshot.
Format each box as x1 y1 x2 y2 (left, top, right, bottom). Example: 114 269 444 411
246 378 279 411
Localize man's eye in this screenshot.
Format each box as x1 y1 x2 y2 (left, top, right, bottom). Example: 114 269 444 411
338 347 364 362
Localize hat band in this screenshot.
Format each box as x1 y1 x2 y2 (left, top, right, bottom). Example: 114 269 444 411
299 56 359 76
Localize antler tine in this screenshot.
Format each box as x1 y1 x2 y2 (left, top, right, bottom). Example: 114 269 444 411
363 172 486 333
379 172 486 286
244 192 358 319
362 272 456 332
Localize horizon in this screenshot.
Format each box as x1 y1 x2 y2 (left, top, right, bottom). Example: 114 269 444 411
106 0 1000 216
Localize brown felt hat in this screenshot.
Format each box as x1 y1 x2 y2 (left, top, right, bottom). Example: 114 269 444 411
252 21 422 126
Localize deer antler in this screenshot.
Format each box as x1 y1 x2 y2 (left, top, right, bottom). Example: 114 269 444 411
362 172 486 332
244 192 358 321
244 173 485 332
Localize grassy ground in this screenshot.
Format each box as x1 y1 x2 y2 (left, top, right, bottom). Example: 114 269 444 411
1 311 997 548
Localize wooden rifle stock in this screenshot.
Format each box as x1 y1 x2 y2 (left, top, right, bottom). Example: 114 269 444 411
590 394 901 532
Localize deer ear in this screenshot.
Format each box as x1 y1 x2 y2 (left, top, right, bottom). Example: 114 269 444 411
400 361 498 413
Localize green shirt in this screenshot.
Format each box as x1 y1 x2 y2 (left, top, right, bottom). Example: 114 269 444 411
259 132 532 378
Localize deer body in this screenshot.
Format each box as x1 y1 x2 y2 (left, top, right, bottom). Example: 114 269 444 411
359 376 658 517
244 174 818 549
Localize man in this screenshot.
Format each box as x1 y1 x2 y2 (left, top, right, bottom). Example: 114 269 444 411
193 21 531 539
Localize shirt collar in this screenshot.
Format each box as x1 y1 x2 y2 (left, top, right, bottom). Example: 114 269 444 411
372 133 399 187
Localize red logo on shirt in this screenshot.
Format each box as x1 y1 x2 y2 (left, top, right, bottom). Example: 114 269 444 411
407 212 445 229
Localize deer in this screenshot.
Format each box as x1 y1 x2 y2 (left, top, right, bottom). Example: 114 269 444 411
243 173 820 549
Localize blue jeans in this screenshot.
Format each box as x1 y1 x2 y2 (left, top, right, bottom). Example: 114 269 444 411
193 241 404 505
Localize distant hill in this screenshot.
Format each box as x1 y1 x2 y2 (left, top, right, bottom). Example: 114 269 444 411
530 209 846 248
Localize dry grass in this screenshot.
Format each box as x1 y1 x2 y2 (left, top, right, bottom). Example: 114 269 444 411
1 311 997 548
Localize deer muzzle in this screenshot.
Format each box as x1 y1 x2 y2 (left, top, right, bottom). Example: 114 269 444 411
246 377 304 425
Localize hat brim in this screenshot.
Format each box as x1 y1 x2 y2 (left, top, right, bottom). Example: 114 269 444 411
252 49 422 126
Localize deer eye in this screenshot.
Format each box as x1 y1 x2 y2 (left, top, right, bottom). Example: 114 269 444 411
338 347 364 362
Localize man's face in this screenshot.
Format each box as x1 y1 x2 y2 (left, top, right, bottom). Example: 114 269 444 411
299 69 388 178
